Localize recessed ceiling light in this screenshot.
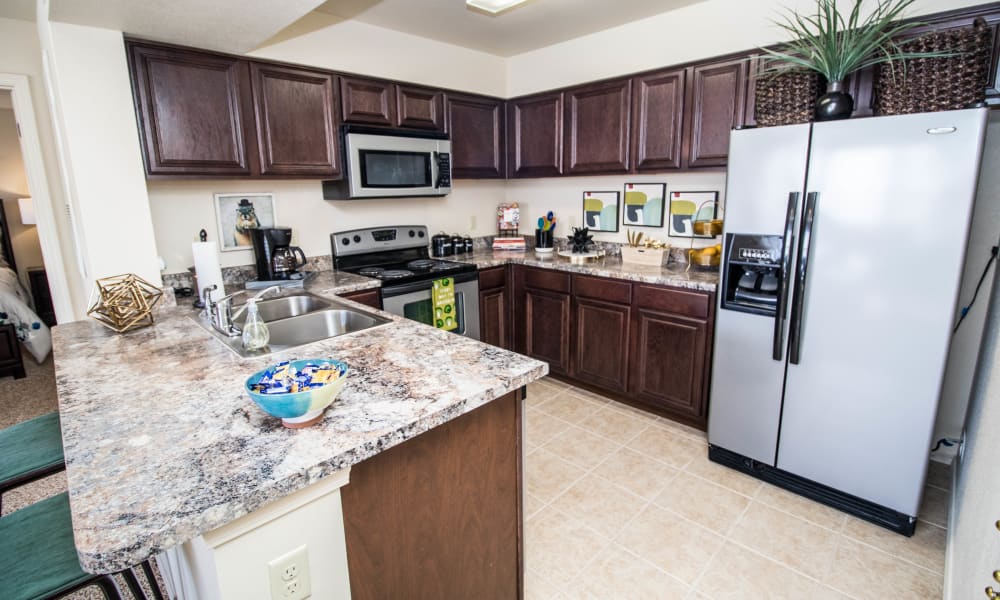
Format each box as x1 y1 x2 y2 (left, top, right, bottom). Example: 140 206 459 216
466 0 529 15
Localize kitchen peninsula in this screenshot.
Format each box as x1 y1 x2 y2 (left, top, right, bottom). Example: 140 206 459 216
52 275 547 599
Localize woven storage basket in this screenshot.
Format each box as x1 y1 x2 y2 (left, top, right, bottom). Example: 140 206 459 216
754 68 823 127
874 18 992 116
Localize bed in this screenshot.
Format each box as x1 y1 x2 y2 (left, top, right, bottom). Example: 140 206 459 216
0 200 51 378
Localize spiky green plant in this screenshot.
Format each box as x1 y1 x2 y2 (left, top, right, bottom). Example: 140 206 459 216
762 0 957 83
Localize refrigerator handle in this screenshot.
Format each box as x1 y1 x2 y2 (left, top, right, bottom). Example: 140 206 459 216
772 192 799 361
789 192 818 365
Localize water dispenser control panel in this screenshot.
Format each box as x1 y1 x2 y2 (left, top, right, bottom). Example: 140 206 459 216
721 233 785 316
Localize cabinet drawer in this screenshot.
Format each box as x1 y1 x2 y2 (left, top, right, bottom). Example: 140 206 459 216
634 285 710 319
479 266 506 290
522 267 570 294
573 274 631 304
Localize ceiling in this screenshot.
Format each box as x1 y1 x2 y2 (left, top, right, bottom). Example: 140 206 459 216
315 0 707 56
0 0 707 57
0 0 329 54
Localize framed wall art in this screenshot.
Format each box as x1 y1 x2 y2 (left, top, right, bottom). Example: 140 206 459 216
622 183 665 227
668 190 719 238
582 191 620 232
214 193 277 251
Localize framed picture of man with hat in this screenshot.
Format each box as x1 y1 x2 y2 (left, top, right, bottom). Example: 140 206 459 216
213 193 277 251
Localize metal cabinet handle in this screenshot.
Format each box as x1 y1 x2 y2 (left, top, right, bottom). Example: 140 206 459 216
789 192 818 365
772 192 799 361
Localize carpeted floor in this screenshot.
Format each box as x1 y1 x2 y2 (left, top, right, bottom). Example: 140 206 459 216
1 354 168 599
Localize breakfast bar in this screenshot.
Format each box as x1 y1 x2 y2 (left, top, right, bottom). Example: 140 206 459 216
52 282 546 598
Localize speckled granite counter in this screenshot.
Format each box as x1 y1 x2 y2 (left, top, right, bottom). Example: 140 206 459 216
453 250 719 292
53 290 546 574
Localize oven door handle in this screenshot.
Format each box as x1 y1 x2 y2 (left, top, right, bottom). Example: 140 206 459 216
378 271 480 298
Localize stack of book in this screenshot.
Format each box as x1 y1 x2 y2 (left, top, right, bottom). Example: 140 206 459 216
491 236 526 251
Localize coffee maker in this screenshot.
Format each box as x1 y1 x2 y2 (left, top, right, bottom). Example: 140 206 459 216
250 227 307 281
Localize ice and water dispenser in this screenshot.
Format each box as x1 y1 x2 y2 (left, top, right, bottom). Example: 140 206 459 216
720 234 785 316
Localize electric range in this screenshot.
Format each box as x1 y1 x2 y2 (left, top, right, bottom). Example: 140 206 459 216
331 225 480 339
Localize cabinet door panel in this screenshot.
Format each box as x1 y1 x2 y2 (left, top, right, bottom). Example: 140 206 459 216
574 298 630 394
250 63 339 177
341 76 396 126
686 58 748 168
507 92 563 178
396 85 445 130
480 287 509 349
564 79 631 174
129 44 254 176
632 69 685 171
630 309 708 420
448 94 505 179
524 289 571 376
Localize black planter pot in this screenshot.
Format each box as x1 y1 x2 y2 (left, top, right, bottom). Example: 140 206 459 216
815 80 854 121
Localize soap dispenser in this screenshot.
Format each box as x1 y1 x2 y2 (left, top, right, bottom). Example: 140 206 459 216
241 297 270 351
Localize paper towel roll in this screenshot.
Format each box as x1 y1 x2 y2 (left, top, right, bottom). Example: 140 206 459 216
192 242 224 304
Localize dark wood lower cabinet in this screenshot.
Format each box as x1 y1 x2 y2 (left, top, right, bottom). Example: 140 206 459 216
0 324 25 379
479 266 509 349
340 288 381 309
630 308 709 422
510 266 713 427
341 390 522 600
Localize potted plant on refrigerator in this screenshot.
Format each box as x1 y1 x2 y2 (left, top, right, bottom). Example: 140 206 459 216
762 0 957 121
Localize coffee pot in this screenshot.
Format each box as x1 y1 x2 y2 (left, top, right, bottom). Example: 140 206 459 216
271 245 307 275
250 227 307 280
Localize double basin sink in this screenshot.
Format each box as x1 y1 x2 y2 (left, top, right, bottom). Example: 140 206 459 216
195 291 391 357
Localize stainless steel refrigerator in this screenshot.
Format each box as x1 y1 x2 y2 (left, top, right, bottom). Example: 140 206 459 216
707 108 989 535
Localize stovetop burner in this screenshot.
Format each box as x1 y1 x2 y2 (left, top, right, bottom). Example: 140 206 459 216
331 225 478 287
359 267 384 277
430 262 462 272
378 269 414 280
406 259 435 270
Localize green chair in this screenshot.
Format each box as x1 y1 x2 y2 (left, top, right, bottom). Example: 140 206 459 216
0 491 162 599
0 412 65 514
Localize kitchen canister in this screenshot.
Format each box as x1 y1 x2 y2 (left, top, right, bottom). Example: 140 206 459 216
432 232 453 257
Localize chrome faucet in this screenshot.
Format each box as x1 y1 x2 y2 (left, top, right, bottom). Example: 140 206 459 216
206 285 281 337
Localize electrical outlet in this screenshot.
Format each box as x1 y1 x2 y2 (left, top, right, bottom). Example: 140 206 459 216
268 545 311 600
469 215 477 231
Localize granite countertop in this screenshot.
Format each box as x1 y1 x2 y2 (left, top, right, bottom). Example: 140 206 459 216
454 250 719 292
53 282 546 574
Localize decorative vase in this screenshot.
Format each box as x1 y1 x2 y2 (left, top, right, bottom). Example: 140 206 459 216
814 80 854 121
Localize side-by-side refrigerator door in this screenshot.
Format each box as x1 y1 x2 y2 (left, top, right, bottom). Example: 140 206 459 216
776 109 988 516
707 123 811 465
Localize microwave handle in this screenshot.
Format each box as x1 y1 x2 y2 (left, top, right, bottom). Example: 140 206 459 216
434 151 451 189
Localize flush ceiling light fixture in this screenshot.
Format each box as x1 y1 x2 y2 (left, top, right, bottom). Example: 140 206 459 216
466 0 529 15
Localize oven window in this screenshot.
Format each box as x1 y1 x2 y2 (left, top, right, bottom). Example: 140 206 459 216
402 292 467 334
359 150 432 188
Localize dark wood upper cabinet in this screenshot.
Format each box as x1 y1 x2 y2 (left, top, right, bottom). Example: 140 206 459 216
128 43 256 176
685 57 748 168
447 93 505 179
563 79 631 174
631 68 686 171
507 92 563 178
249 63 339 177
395 85 445 130
340 76 396 126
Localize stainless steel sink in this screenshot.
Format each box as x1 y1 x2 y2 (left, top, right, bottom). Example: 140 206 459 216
232 294 332 324
193 293 391 357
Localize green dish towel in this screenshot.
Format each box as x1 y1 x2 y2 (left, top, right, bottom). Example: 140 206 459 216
432 277 457 332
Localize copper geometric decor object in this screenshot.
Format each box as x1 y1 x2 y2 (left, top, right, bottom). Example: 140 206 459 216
86 274 164 333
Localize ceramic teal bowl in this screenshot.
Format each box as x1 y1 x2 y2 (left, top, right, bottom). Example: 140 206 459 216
245 359 349 428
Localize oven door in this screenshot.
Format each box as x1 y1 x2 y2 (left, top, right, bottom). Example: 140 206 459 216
381 274 480 340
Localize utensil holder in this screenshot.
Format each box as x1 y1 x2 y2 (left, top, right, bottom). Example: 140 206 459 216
535 228 553 249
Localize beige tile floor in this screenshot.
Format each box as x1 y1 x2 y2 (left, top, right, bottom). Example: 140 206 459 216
523 377 950 600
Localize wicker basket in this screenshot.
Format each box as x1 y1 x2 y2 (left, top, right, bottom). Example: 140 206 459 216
754 68 823 127
873 18 992 116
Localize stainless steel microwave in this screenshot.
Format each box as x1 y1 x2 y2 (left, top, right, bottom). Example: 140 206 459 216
323 126 452 200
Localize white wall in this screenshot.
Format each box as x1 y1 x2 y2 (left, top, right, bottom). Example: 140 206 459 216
945 258 1000 599
505 172 727 250
505 0 987 97
0 107 45 286
148 179 507 272
0 16 87 317
41 21 161 289
250 12 506 97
